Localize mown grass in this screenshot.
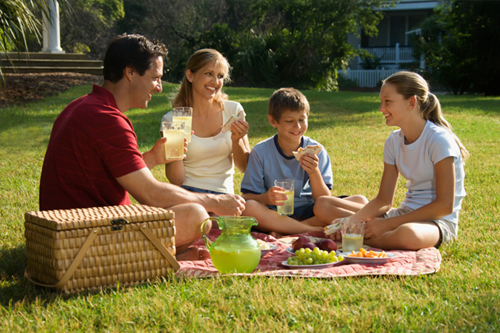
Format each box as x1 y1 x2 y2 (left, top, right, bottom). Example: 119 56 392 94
0 84 499 332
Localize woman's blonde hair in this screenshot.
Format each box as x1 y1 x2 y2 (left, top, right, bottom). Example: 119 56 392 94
171 49 231 108
383 71 469 159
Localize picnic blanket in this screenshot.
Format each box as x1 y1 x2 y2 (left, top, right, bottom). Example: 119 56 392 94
176 230 441 278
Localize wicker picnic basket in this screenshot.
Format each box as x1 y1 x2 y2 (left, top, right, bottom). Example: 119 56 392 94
24 204 180 293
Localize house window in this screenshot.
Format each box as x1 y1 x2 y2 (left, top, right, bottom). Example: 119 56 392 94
390 15 407 46
360 10 432 47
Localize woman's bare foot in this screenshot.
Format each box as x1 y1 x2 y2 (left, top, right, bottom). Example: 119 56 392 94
176 247 211 261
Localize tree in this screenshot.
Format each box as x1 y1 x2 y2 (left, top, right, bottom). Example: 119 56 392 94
0 0 71 82
121 0 386 90
59 0 124 60
117 0 241 82
1 0 40 54
236 0 386 90
415 0 500 96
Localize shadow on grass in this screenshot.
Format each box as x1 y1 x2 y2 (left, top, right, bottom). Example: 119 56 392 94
0 244 137 306
0 245 84 306
440 97 500 116
0 244 49 306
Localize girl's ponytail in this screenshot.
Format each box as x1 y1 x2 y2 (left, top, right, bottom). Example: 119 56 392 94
384 72 469 160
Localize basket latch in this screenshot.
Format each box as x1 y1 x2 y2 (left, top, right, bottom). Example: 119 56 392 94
110 218 129 231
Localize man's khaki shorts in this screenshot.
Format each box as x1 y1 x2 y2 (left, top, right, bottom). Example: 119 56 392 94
384 206 457 248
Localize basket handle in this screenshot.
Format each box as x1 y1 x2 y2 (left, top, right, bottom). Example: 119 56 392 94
139 223 180 271
25 228 99 289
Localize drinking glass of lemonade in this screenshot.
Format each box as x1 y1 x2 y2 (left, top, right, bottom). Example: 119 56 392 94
172 107 193 143
341 218 365 253
274 179 295 216
161 120 185 160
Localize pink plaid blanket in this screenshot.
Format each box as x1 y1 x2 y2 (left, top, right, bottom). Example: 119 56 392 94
176 230 441 278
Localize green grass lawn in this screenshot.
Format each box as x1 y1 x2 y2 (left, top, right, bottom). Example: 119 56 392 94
0 84 499 332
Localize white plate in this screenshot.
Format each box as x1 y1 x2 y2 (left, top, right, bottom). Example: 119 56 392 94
281 260 344 269
260 244 278 257
340 252 397 264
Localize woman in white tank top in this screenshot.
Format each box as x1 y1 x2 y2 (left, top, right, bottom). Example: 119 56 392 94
162 49 251 195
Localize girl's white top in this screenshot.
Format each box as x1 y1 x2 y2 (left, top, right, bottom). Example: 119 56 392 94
383 120 466 224
161 100 244 194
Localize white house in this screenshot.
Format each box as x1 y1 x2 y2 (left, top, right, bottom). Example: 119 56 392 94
348 0 439 70
339 0 439 87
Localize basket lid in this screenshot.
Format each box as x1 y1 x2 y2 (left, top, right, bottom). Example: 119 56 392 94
25 204 174 231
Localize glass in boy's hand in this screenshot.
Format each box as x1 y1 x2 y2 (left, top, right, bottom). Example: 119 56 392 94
274 179 295 216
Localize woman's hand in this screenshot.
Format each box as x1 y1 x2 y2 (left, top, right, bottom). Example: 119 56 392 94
230 119 249 141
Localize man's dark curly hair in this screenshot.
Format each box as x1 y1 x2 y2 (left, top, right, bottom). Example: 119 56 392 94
103 33 168 83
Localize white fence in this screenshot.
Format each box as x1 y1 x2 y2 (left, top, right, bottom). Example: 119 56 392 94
338 69 401 88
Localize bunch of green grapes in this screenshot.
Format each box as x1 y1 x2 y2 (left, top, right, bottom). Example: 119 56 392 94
287 247 344 265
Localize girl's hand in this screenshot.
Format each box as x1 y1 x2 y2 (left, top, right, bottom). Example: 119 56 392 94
325 218 343 241
364 217 393 239
230 119 249 141
266 186 287 206
299 153 320 175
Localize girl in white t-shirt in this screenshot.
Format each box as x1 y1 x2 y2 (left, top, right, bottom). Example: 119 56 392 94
162 49 251 196
316 71 468 250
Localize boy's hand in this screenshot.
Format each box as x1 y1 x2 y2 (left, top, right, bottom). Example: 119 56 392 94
266 186 288 206
299 153 320 175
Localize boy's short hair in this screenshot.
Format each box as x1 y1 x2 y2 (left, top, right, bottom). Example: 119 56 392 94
268 88 310 121
103 33 168 83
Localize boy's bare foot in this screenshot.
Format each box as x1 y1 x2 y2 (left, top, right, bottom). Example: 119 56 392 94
270 231 283 238
176 247 210 261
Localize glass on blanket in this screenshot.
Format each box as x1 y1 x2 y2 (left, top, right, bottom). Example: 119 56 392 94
341 219 365 253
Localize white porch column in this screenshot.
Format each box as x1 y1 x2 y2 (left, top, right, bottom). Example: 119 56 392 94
42 0 65 53
395 43 400 65
420 54 426 70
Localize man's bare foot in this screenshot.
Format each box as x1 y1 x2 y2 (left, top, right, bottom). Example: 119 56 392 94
176 247 210 261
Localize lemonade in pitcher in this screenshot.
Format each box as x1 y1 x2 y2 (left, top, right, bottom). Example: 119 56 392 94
210 245 261 274
200 216 261 274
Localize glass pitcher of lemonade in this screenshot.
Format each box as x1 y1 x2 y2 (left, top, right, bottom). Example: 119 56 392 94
201 216 261 274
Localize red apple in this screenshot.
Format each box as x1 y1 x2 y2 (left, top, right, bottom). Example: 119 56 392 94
316 239 337 252
292 235 310 251
301 242 317 251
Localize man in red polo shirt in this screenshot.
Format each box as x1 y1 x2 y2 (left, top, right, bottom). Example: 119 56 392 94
39 34 245 260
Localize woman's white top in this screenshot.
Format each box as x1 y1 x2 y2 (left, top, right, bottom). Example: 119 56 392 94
161 100 244 194
383 121 466 224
